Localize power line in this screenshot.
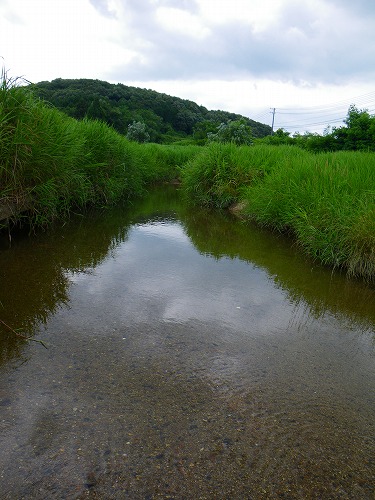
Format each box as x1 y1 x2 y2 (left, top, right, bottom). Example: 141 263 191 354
267 90 375 133
251 109 271 121
276 91 375 112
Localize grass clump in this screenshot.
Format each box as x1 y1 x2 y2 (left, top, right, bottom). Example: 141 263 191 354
181 142 256 208
181 142 306 208
132 142 201 185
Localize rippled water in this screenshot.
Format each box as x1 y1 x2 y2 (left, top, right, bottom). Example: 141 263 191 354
0 187 374 498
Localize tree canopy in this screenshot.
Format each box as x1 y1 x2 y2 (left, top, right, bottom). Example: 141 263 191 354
31 78 271 144
207 119 254 145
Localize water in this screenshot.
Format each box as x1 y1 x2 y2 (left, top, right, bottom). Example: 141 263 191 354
0 187 374 499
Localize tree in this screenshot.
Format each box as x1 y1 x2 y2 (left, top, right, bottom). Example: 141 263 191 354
262 128 293 145
192 120 219 144
342 105 374 150
207 119 253 145
126 121 150 143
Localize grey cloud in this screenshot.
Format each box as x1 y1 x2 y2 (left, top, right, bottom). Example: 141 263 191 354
329 0 375 16
213 9 375 83
89 0 117 18
108 0 375 86
154 0 199 10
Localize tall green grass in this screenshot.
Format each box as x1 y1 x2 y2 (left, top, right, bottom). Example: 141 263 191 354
0 70 199 227
181 142 308 208
131 142 201 185
182 142 375 282
242 150 375 281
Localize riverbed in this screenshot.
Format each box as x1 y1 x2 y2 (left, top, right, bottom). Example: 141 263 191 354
0 187 374 498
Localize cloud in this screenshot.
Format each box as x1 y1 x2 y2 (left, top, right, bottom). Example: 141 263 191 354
0 0 135 82
3 0 374 87
89 0 118 18
329 0 375 16
0 0 23 24
2 0 374 130
156 6 210 39
102 0 375 87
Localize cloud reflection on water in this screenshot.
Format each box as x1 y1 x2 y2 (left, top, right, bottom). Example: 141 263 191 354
64 220 352 343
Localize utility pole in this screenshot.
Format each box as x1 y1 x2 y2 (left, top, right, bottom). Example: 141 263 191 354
270 107 276 135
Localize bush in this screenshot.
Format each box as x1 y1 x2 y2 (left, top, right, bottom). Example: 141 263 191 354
242 150 375 280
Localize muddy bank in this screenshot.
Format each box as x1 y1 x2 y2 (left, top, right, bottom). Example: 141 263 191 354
0 199 31 224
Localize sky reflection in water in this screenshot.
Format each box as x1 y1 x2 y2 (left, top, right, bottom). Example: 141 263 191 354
65 220 306 338
0 189 374 498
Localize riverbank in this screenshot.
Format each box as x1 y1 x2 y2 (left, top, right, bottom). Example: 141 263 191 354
182 142 375 282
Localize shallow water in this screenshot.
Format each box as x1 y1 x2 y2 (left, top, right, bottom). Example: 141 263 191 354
0 187 374 499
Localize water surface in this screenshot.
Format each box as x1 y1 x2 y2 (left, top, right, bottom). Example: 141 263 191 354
0 187 374 498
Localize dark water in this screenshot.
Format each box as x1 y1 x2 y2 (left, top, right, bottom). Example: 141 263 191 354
0 187 374 499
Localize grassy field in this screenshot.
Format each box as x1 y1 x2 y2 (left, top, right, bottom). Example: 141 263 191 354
182 142 375 282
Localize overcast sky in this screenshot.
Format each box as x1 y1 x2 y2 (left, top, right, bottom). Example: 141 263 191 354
1 0 375 133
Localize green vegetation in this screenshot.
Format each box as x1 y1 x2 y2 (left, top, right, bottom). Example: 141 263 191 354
182 143 305 208
31 78 271 143
126 120 150 143
182 143 375 282
182 142 264 208
0 70 199 228
2 70 374 283
31 78 375 152
263 105 375 152
207 119 254 145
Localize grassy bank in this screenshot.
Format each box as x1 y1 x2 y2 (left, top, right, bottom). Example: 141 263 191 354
182 142 375 282
0 71 199 228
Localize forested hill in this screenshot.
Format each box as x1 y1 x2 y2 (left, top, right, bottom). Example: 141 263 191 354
31 78 271 143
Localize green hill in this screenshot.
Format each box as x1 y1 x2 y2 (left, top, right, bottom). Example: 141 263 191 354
31 78 271 143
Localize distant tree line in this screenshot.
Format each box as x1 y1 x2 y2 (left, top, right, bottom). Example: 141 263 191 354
263 105 375 152
31 78 271 144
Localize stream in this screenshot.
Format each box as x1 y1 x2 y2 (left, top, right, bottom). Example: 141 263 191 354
0 186 374 499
